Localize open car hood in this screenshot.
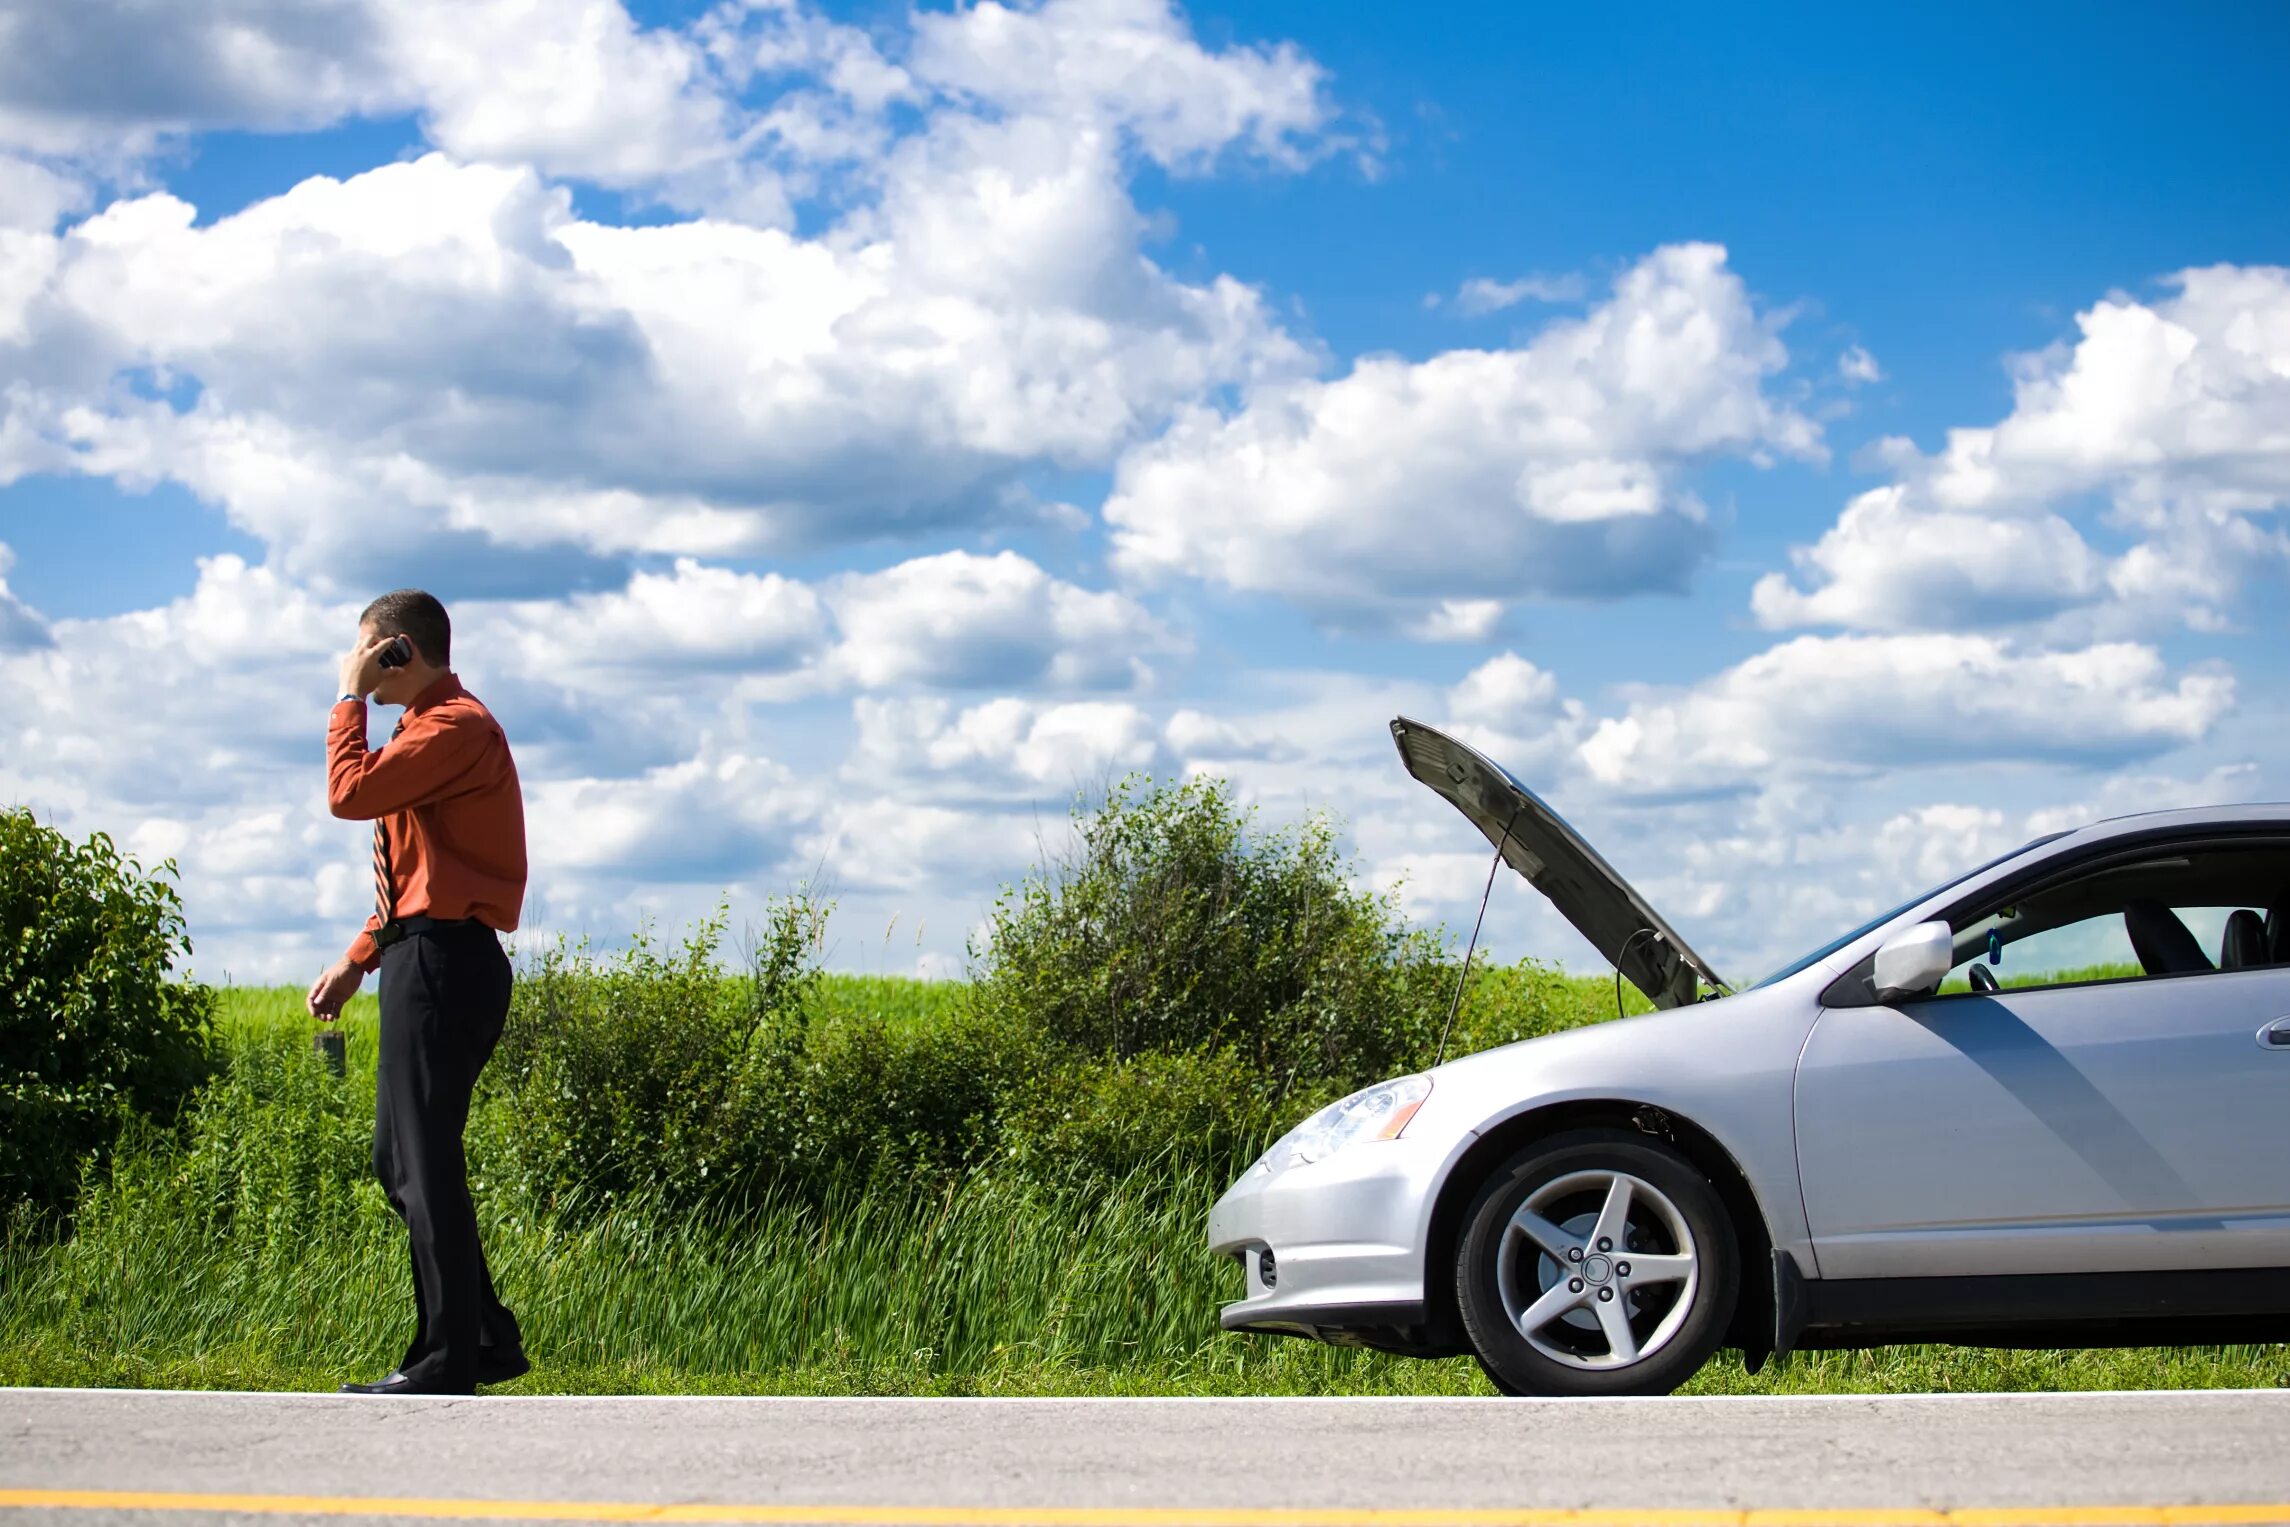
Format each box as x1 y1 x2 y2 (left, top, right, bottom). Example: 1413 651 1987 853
1389 716 1727 1009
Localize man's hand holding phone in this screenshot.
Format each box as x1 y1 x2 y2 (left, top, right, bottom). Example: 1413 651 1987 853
339 633 408 698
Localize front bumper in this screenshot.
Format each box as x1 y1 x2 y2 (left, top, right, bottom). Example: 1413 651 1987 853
1206 1130 1458 1348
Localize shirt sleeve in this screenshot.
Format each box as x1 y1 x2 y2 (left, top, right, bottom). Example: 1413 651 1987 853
326 700 496 821
343 914 384 974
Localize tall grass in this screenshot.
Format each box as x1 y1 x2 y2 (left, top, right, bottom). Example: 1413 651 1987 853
4 973 2284 1395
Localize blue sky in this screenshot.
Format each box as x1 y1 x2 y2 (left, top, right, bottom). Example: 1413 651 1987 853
1 0 2286 986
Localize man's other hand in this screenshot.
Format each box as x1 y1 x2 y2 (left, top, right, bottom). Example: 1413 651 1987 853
338 633 395 699
308 959 365 1020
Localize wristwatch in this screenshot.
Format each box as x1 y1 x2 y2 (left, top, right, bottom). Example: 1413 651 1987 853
335 691 363 705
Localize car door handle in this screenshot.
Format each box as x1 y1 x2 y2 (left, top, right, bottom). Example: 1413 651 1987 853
2259 1017 2290 1050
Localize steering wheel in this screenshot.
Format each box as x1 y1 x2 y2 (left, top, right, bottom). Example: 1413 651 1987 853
1969 963 2000 994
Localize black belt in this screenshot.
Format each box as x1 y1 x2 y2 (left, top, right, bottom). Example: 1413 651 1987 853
372 914 486 949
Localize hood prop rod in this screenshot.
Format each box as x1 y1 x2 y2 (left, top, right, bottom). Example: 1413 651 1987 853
1434 803 1525 1069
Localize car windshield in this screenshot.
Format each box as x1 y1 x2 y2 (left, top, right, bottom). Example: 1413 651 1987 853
1743 831 2071 992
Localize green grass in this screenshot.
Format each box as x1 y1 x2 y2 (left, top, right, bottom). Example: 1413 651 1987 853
1938 961 2146 994
5 970 2280 1397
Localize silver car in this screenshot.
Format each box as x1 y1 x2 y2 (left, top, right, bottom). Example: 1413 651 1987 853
1208 717 2290 1396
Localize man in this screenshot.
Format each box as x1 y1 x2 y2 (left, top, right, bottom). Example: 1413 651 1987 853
306 588 531 1396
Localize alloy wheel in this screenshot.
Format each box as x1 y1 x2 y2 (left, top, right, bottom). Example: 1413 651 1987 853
1492 1167 1699 1371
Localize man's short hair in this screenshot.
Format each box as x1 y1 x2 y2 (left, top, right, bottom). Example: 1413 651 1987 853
360 589 451 668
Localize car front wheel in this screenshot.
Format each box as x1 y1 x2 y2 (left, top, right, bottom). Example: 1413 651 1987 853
1455 1127 1738 1396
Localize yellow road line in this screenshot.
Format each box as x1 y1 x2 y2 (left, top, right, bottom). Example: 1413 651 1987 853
3 1491 2290 1527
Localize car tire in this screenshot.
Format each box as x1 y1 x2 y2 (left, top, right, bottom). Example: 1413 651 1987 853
1455 1127 1738 1397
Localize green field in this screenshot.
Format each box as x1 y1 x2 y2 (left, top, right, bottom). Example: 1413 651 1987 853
4 971 2283 1396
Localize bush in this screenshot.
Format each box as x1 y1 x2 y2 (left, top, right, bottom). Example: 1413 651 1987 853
482 894 828 1223
999 1044 1273 1183
483 888 1062 1223
731 1000 1033 1196
967 773 1454 1172
0 808 218 1231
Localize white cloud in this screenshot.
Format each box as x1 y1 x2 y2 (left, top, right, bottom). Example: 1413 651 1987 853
1164 707 1296 762
1447 272 1586 316
0 0 400 159
1446 652 1559 732
1749 485 2109 632
1402 598 1504 642
0 154 87 231
489 558 829 676
1579 633 2234 795
850 694 1160 791
1926 264 2290 518
0 555 351 806
1762 263 2290 640
0 0 813 215
0 542 47 648
1104 242 1823 629
908 0 1337 173
524 744 821 884
390 0 757 205
3 139 1308 582
1836 343 1882 385
826 549 1174 691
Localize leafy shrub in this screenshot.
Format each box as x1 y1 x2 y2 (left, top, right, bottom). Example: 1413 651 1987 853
483 887 1052 1223
0 807 218 1231
998 1044 1273 1183
1441 954 1648 1057
727 1000 1034 1196
76 1019 376 1253
966 773 1454 1173
481 894 827 1223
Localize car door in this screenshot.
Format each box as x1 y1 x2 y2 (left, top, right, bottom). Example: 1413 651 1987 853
1794 847 2290 1279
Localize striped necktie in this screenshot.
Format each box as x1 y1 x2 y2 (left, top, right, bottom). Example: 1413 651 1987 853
370 714 405 932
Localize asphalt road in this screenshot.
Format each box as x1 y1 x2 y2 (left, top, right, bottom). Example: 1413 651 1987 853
5 1386 2290 1526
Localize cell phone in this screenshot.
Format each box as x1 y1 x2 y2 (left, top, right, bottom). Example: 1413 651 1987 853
377 635 413 669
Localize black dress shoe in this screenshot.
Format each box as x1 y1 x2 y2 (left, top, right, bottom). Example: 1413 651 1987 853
339 1370 475 1396
476 1345 530 1385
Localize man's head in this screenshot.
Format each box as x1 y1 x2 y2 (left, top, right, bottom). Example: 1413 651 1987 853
358 589 451 706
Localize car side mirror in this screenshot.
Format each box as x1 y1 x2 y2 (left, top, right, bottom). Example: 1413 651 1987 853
1871 919 1954 1002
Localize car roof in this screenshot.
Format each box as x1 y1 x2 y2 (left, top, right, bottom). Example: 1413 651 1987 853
2064 802 2290 844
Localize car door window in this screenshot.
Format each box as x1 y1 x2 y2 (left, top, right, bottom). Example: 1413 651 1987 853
1933 840 2290 997
1941 905 2255 991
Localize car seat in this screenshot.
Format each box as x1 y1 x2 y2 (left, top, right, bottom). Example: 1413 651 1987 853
2220 908 2269 969
2122 898 2213 976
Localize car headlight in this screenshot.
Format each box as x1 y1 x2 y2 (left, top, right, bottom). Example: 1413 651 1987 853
1247 1074 1431 1177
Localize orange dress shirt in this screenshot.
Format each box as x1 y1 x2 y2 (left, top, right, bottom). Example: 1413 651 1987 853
327 671 528 973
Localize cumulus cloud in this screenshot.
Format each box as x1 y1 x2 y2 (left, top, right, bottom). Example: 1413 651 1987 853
489 558 830 677
1836 344 1882 385
907 0 1337 172
2 140 1307 583
524 745 821 885
1926 264 2290 518
1164 707 1297 763
850 694 1160 792
0 542 48 649
0 154 88 231
0 555 354 806
0 550 849 978
1446 651 1560 732
1104 242 1823 629
1749 485 2109 632
0 0 400 158
1445 271 1586 316
0 0 842 215
1578 633 2234 795
1760 263 2290 639
826 549 1174 691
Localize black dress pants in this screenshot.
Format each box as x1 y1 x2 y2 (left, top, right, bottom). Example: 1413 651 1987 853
373 921 518 1390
